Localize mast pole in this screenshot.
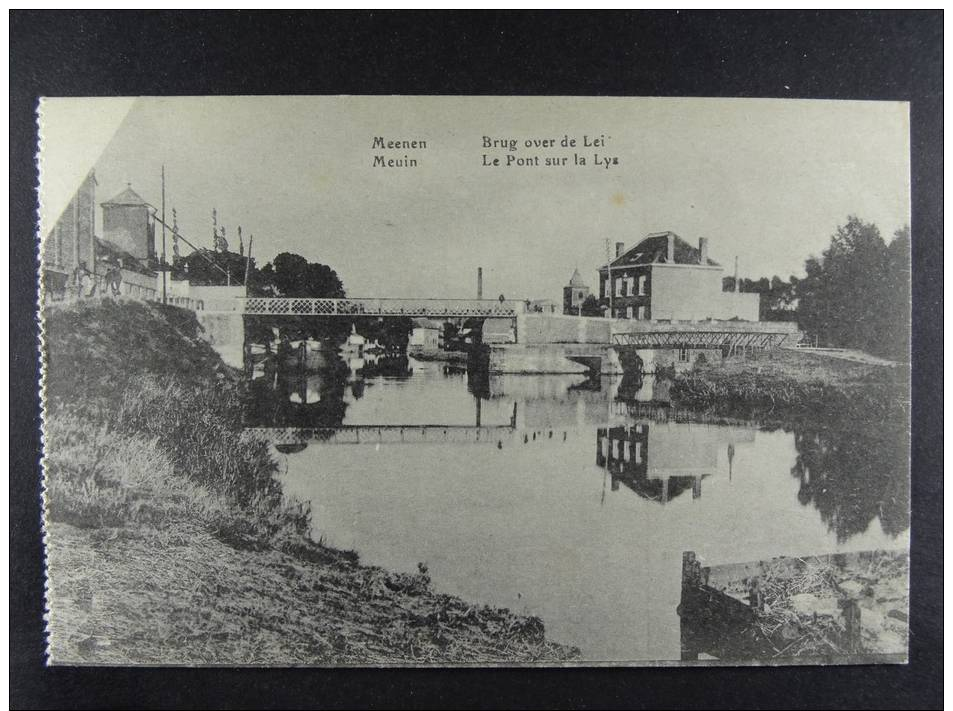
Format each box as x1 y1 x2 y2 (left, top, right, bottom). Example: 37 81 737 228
244 234 254 295
161 165 167 305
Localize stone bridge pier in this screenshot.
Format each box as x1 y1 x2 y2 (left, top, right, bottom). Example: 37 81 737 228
483 313 622 375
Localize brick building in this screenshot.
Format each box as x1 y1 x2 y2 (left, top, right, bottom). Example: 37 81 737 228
598 231 759 322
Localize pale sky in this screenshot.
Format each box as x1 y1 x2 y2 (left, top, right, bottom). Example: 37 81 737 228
42 96 910 301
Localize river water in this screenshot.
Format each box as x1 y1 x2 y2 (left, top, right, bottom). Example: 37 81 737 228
246 354 909 662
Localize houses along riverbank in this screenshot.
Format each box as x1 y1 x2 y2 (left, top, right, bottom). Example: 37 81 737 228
41 300 578 664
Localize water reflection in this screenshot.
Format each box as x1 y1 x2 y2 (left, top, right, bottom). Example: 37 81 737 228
245 344 909 659
595 424 755 504
790 426 910 543
615 371 672 403
246 350 909 545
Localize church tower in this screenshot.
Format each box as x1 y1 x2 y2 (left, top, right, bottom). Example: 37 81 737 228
563 268 590 315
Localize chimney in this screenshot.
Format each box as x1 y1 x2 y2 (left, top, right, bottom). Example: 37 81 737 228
698 237 709 265
615 242 625 259
477 267 483 300
667 233 675 263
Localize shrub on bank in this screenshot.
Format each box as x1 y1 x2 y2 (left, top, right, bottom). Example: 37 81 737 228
42 300 312 550
669 351 908 423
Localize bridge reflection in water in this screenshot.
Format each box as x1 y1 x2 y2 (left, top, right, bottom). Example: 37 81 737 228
259 352 907 661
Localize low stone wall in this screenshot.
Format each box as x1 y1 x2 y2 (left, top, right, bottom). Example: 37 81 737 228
517 313 611 345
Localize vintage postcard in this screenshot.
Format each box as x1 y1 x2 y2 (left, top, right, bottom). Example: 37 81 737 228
38 96 910 666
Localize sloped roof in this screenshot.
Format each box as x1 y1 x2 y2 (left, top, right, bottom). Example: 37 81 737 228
102 184 150 208
568 268 588 287
601 231 720 270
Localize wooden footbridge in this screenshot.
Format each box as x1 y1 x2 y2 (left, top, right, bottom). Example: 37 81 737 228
612 320 801 351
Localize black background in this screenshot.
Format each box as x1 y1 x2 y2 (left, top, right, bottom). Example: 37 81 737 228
10 10 942 709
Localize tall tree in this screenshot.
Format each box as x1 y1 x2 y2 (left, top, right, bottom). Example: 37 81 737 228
250 252 348 341
796 216 908 358
580 294 603 317
882 225 911 359
255 252 345 299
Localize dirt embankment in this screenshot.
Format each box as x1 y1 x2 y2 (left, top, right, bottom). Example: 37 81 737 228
42 299 578 664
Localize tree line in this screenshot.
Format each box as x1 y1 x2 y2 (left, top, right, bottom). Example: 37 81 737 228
726 216 909 360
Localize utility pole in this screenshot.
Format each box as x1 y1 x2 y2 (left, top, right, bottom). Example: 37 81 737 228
161 165 167 305
605 239 613 319
244 234 254 295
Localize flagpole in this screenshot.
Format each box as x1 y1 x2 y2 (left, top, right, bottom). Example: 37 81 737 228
161 165 167 305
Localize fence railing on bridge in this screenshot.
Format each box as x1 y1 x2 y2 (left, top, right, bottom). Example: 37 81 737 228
612 321 800 351
241 297 523 318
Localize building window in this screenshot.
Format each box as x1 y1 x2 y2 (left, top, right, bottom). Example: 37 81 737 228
604 279 610 298
678 348 690 362
615 278 623 297
626 276 635 295
637 305 646 320
638 275 647 295
626 306 633 319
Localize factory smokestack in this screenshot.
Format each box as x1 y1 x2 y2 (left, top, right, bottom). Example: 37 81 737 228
615 242 625 259
698 237 709 265
477 267 483 300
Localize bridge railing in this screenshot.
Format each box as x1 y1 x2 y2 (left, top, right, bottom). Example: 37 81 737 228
612 330 794 349
241 297 523 317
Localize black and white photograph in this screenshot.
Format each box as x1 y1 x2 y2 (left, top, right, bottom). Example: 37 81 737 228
36 95 913 667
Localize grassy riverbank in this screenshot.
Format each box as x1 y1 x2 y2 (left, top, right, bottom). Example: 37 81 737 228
669 348 909 423
42 300 578 664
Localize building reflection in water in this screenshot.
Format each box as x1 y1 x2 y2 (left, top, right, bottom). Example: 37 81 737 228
595 424 755 504
614 372 673 404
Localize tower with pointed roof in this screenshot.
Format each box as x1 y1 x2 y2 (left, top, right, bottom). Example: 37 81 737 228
101 183 156 262
563 268 590 315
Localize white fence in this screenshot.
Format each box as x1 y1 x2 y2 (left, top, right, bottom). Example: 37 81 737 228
242 297 524 318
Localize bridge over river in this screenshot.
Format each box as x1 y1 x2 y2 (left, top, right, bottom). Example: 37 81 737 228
216 297 800 376
241 297 522 318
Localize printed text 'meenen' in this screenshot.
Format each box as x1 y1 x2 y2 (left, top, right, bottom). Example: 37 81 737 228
372 136 426 168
